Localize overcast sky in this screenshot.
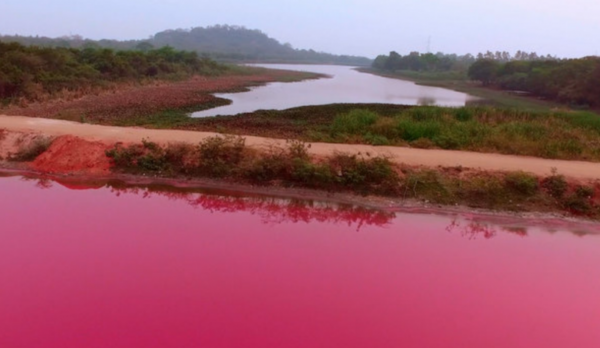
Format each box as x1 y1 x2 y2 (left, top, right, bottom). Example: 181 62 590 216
2 0 599 58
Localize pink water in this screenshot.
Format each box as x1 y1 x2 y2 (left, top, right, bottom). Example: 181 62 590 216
1 174 600 348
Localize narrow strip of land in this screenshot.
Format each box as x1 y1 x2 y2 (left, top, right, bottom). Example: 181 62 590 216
1 115 599 180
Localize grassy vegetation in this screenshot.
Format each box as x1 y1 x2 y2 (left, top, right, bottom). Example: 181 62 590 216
105 136 600 219
121 104 600 162
321 107 600 160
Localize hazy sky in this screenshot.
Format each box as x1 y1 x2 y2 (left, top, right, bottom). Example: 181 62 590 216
2 0 599 58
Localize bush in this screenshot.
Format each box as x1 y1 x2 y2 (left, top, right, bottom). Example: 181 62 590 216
197 136 246 177
542 174 568 199
329 153 400 195
575 185 594 199
106 140 172 173
564 195 593 215
9 137 53 162
504 172 539 196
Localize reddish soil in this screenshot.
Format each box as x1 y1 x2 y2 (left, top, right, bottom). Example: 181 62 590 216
31 135 112 175
1 70 307 123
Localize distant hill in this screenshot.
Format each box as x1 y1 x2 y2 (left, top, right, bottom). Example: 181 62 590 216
0 25 372 66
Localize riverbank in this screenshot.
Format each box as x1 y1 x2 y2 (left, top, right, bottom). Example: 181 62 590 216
356 68 564 111
1 121 599 220
0 66 323 124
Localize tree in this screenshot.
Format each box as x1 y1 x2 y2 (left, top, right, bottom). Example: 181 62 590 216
372 55 388 70
468 59 499 85
384 51 401 71
135 41 154 52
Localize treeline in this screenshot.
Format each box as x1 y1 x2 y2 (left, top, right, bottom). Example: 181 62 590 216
0 41 227 101
373 51 476 73
371 50 600 108
0 25 372 66
468 57 600 108
372 50 556 73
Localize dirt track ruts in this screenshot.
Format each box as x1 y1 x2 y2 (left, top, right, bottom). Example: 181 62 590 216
1 114 599 180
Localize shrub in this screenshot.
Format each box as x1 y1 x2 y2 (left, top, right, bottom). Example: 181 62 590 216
9 137 54 162
290 159 335 189
504 172 539 196
106 144 145 169
541 174 568 199
106 140 172 173
197 136 246 177
329 153 400 195
575 185 594 199
564 195 593 215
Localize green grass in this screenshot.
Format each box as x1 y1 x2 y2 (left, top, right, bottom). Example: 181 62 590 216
324 107 600 161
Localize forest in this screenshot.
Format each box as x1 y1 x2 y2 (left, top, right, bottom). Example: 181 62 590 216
372 51 600 108
467 57 600 108
0 25 372 66
0 41 227 102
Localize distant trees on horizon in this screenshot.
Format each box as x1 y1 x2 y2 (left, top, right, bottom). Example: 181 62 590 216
0 25 372 66
372 50 558 74
372 50 599 108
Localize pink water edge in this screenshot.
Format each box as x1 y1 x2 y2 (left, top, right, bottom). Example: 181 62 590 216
1 174 599 348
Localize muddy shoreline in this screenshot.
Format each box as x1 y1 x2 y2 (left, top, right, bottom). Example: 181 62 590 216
2 164 599 234
0 68 323 124
1 124 600 223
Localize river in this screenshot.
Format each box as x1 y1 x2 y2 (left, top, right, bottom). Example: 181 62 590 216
192 64 476 117
1 173 599 348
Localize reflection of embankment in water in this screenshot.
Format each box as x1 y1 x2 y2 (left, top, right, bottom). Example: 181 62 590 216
443 214 600 240
14 173 600 237
108 184 395 231
16 174 394 231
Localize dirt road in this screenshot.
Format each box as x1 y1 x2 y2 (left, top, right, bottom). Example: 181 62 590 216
1 114 599 180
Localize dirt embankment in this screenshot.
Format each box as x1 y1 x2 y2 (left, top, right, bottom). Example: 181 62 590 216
31 136 112 175
1 115 600 180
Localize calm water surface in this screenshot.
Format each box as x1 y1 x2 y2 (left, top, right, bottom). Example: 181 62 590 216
1 174 600 348
192 64 476 117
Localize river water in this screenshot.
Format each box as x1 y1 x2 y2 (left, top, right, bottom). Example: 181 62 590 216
1 173 599 348
192 64 476 117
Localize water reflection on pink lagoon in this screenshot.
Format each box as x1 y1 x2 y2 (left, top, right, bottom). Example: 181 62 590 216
1 174 599 348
